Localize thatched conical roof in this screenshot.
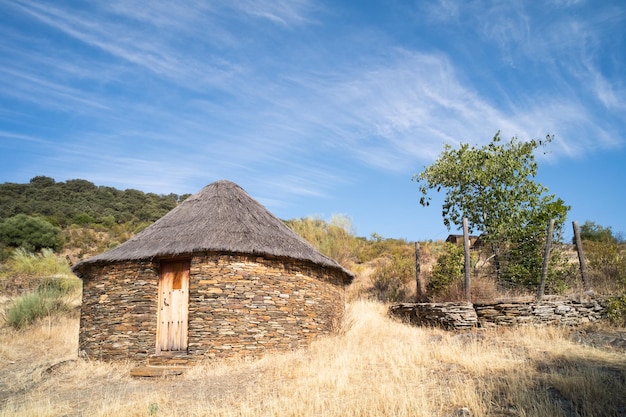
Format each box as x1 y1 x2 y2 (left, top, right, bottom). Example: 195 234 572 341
72 180 353 282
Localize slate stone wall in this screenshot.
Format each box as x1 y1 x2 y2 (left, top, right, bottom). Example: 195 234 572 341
78 253 346 363
474 298 607 327
390 298 608 330
389 302 477 330
79 260 159 361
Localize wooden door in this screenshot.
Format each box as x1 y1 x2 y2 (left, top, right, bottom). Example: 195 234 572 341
156 259 190 353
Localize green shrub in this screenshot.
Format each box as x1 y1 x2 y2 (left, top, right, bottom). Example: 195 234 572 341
606 294 626 327
0 214 64 251
428 243 464 296
584 240 626 291
38 275 81 295
4 288 71 329
285 216 362 266
369 253 415 302
2 250 80 329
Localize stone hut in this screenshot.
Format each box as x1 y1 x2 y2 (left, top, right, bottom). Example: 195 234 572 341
72 180 353 364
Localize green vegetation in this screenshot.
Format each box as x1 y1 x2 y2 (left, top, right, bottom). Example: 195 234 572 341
284 215 413 266
428 243 464 296
4 248 72 276
369 249 415 302
4 283 75 329
0 175 625 310
2 248 80 329
577 220 622 244
577 222 626 295
0 214 64 253
0 176 190 256
0 176 188 231
285 215 359 266
285 216 416 301
414 132 570 290
607 294 626 326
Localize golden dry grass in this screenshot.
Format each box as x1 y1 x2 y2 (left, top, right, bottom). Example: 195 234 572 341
1 301 625 417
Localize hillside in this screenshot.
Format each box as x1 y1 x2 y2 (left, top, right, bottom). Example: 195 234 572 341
2 177 626 303
1 178 626 416
0 177 421 302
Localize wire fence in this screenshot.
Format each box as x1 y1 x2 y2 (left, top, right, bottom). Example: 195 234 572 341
416 219 595 303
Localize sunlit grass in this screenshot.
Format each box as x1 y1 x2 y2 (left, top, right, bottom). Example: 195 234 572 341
2 248 72 277
1 301 624 417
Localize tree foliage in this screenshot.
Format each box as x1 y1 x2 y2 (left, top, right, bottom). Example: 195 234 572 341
413 132 570 287
428 243 464 296
577 220 618 244
0 214 64 251
0 176 188 230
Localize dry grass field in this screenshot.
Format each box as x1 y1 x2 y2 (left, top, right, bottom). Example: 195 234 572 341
1 299 625 417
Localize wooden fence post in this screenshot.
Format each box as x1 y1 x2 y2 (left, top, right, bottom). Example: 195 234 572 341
537 219 555 301
572 221 590 291
415 242 425 301
463 217 471 303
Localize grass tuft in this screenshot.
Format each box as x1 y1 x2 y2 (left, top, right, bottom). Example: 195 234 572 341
4 288 72 329
4 248 72 277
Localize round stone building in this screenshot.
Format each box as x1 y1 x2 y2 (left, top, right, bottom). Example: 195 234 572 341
72 180 353 364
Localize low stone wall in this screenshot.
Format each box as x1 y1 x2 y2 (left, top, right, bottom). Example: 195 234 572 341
390 297 608 330
474 298 608 327
389 302 477 330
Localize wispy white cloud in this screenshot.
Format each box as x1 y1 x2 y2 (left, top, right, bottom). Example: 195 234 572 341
0 67 110 112
0 131 52 145
10 0 242 90
230 0 317 26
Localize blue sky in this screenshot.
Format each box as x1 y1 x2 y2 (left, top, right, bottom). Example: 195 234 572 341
1 1 625 242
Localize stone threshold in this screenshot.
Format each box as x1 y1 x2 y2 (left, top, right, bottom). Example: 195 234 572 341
130 365 189 378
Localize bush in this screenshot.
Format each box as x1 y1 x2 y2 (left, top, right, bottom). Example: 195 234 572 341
4 287 72 329
369 254 415 302
285 216 359 266
428 243 464 297
607 294 626 327
38 275 81 295
3 272 79 329
0 214 63 251
584 241 626 291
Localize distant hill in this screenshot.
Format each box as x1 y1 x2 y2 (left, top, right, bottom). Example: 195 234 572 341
0 176 191 228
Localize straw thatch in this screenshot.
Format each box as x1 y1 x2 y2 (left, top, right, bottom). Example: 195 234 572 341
73 180 353 282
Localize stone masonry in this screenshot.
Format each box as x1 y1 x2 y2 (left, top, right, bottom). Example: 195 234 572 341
390 297 608 330
79 253 346 363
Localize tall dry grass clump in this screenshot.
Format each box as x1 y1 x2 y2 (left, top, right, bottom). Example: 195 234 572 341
3 248 72 277
1 248 80 329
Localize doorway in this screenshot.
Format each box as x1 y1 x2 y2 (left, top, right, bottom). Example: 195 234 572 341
156 259 190 353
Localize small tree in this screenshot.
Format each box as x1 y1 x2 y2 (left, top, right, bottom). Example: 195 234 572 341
428 243 464 296
0 214 64 252
576 220 617 244
414 132 569 287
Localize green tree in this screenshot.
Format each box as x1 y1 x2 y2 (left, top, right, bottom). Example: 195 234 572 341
414 132 570 286
0 214 64 251
577 220 617 243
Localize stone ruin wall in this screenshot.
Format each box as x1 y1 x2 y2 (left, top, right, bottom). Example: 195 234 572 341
389 297 609 330
78 253 347 363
